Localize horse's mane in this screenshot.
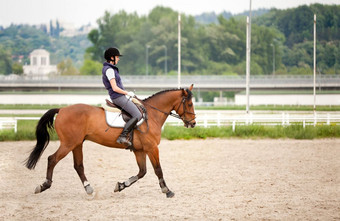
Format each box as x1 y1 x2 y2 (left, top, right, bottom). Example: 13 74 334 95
143 88 192 102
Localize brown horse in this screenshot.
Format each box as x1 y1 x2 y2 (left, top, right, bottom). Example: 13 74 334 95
25 84 196 198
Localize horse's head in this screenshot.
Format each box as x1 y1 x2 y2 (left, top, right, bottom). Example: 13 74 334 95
175 84 196 128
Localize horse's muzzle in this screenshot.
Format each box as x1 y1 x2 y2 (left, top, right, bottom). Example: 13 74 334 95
185 121 196 128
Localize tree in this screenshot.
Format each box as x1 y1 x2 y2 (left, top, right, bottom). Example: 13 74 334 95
0 24 51 63
12 62 23 75
80 59 102 75
147 7 180 74
251 24 285 75
0 46 12 75
57 58 79 75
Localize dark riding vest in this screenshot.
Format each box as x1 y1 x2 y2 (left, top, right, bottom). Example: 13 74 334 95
102 62 125 100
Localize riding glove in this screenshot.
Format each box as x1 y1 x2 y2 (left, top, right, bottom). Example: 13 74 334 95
127 91 135 98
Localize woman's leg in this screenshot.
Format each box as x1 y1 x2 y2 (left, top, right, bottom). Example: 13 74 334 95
112 96 142 120
112 96 142 146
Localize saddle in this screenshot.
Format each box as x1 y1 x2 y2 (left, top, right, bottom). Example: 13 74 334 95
101 98 146 128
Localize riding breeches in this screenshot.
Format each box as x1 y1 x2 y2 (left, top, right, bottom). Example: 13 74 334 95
111 95 142 121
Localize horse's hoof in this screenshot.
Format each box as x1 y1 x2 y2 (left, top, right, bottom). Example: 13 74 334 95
166 191 175 198
114 182 120 192
34 185 41 194
114 182 125 192
85 185 94 195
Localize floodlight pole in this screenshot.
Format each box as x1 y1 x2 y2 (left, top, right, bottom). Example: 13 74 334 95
313 14 317 113
178 14 181 89
246 0 252 114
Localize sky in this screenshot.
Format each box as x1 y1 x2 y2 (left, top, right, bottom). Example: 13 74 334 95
0 0 339 28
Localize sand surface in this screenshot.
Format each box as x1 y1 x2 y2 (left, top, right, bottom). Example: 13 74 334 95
0 139 339 220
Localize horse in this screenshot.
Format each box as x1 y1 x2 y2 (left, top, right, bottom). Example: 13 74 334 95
25 84 196 198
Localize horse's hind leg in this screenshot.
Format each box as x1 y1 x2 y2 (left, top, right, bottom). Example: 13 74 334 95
35 145 71 194
72 144 93 195
114 151 147 192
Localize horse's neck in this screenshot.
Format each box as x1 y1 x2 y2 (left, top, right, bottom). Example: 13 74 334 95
145 91 181 124
150 90 180 111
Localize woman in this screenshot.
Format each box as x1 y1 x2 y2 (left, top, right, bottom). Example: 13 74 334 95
102 47 142 146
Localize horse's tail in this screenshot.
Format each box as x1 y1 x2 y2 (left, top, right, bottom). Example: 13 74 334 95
25 108 60 170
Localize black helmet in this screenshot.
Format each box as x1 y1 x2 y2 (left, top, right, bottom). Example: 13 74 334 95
104 47 123 62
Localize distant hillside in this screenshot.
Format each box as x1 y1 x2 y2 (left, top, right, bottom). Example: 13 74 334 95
195 9 269 24
0 24 91 68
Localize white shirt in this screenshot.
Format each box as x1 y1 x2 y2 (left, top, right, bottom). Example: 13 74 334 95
106 68 115 80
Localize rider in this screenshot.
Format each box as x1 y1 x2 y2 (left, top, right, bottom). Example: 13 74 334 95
102 47 142 146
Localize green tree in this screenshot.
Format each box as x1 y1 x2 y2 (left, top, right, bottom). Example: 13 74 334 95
12 62 23 75
147 7 180 74
87 11 143 60
0 24 90 69
80 59 102 75
0 46 12 75
57 58 79 75
251 24 285 75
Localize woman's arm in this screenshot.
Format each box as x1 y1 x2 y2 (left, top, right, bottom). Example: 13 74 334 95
109 78 128 95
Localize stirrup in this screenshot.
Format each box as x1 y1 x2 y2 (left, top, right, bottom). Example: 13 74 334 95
117 136 131 146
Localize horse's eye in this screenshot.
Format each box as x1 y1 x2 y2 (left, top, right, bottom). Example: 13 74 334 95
188 103 193 107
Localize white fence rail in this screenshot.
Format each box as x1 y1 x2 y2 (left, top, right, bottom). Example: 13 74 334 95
165 111 340 131
0 117 39 133
1 112 340 133
0 118 18 133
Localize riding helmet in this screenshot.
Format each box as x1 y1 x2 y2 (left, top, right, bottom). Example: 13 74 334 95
104 47 123 61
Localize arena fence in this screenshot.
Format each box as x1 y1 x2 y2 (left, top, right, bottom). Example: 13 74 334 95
164 111 340 131
1 112 340 133
0 118 17 133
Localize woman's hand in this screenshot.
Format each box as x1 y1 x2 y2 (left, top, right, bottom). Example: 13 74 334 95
127 91 135 97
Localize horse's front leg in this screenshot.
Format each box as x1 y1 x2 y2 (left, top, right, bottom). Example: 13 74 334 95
147 147 174 198
114 150 147 192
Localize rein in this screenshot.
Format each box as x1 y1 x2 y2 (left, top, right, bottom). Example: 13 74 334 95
145 102 182 120
135 94 196 125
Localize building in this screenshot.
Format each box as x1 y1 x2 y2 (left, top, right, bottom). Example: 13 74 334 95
23 49 57 75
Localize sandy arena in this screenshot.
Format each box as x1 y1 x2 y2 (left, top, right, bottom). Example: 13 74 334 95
0 139 339 220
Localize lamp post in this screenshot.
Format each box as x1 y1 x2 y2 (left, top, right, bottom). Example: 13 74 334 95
271 43 275 76
246 0 252 114
146 45 150 76
313 14 316 113
162 45 167 75
178 14 181 88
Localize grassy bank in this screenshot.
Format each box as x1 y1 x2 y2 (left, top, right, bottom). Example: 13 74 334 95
161 125 340 140
0 119 58 141
0 119 339 141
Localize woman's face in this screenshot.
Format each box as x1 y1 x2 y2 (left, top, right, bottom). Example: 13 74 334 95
115 56 120 64
110 56 120 65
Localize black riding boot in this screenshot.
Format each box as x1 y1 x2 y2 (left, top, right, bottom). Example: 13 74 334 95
116 117 138 146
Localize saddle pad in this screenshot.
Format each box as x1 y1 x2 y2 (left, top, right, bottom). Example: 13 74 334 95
102 102 121 113
104 110 145 128
105 111 126 128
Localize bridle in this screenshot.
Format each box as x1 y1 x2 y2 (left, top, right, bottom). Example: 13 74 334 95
173 95 196 125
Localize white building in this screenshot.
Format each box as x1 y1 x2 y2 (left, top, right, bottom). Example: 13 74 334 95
23 49 57 75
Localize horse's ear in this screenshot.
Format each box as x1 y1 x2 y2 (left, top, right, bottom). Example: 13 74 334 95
182 88 188 96
189 84 194 91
